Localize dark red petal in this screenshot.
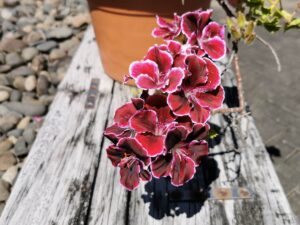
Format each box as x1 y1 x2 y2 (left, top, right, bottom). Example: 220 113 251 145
155 106 175 125
181 11 199 39
197 49 206 57
131 98 144 110
196 9 213 36
106 144 125 167
202 21 225 39
201 36 226 60
136 133 165 157
129 60 159 80
151 153 173 178
165 126 188 150
152 27 170 38
145 94 167 108
189 104 211 123
187 140 209 165
145 46 173 74
170 152 196 186
136 74 162 90
186 123 210 141
156 15 173 28
129 110 157 133
120 160 141 191
114 102 137 127
117 138 149 164
139 169 152 181
203 58 221 91
176 116 193 131
195 85 225 109
167 40 182 55
104 123 131 143
173 54 187 69
162 68 184 93
186 55 208 85
167 92 191 116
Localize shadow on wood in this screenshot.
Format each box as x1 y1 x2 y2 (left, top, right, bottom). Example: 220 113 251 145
141 157 220 220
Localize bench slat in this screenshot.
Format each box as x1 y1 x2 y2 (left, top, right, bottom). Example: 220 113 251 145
0 27 114 225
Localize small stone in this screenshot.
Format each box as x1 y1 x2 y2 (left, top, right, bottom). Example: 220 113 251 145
4 0 19 6
5 52 24 67
39 95 55 105
0 91 10 102
0 139 13 156
0 75 9 86
8 135 17 144
1 8 13 20
13 76 25 91
0 180 10 202
14 137 28 156
2 165 18 185
66 13 90 28
0 152 16 171
31 55 46 72
49 48 66 60
9 66 34 78
0 65 11 73
59 37 80 51
2 20 14 32
24 75 36 91
0 53 5 64
23 31 44 45
21 47 38 62
36 41 57 52
23 128 36 144
7 129 23 138
16 17 37 28
0 37 26 53
0 85 12 93
3 102 46 116
22 25 33 33
37 76 49 96
47 27 73 39
9 90 22 101
0 115 20 133
17 116 31 129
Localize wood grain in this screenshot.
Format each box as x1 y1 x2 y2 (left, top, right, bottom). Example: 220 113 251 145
0 26 114 225
1 26 297 225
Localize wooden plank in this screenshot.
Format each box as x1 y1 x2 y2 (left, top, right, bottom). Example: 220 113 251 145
87 84 136 225
0 27 115 225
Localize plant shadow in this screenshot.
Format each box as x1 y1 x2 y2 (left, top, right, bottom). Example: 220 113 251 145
141 157 220 219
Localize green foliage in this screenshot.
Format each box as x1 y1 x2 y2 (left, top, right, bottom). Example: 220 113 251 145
226 0 300 44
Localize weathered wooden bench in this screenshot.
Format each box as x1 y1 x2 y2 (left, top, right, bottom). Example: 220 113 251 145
0 26 298 225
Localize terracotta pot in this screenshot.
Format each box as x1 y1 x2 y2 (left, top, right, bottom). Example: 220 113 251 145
87 0 211 85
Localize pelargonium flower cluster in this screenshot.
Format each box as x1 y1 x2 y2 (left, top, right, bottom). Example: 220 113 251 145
104 9 226 190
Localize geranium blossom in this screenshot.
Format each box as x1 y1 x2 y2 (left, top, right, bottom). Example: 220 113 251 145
152 14 181 40
167 55 224 123
104 9 226 190
181 10 226 60
129 46 184 92
151 125 209 186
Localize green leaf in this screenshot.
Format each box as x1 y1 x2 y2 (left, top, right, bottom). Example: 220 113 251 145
226 17 234 29
285 18 300 30
237 12 246 28
209 129 219 140
244 20 255 36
